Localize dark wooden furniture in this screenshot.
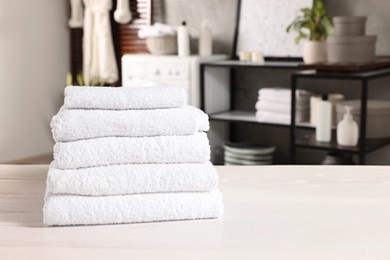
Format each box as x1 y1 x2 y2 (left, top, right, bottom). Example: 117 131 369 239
298 57 390 73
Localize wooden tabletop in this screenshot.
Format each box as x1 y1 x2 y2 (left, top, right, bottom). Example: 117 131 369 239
1 165 390 259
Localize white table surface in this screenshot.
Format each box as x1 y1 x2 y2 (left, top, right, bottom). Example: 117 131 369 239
1 165 390 259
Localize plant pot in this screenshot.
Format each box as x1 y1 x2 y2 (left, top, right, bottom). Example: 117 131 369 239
303 40 327 64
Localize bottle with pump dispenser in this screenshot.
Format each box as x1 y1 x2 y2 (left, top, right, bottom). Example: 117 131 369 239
177 21 190 57
337 106 359 146
316 94 332 142
199 20 212 56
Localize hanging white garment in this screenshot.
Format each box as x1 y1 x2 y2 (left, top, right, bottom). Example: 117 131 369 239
83 0 118 84
114 0 132 24
69 0 84 28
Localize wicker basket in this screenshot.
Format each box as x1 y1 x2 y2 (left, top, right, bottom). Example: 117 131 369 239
146 35 178 55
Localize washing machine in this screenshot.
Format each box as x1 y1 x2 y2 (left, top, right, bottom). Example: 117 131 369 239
121 54 227 108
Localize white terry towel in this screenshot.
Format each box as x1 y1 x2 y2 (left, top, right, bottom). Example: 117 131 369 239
255 101 309 114
43 189 223 226
64 86 187 110
51 106 209 142
54 132 210 169
47 161 218 196
256 111 308 124
138 23 177 39
258 88 311 103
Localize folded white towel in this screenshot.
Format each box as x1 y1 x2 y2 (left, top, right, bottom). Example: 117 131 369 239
54 132 210 169
255 101 309 114
258 96 310 107
43 189 223 226
51 106 209 142
47 161 218 196
138 23 177 39
64 86 186 110
256 111 308 124
258 88 311 103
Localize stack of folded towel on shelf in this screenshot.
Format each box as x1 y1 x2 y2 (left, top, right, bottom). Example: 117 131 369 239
138 23 177 39
43 85 223 226
255 88 312 124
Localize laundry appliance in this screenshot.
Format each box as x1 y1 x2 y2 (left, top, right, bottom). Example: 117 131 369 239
122 54 227 108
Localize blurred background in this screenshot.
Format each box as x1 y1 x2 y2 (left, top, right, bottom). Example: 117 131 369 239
1 0 389 165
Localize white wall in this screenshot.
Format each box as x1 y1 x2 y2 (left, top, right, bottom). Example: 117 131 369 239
162 0 237 54
0 0 69 163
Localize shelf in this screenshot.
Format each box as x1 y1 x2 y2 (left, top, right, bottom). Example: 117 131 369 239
298 58 390 73
295 133 390 154
293 68 390 80
209 110 314 128
202 60 301 69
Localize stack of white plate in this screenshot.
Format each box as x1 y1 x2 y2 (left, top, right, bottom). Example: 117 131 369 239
223 143 276 165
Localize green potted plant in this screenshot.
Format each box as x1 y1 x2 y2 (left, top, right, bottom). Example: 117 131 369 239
286 0 333 64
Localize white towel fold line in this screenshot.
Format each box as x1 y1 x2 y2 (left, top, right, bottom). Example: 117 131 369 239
51 106 209 142
257 96 310 106
64 86 187 110
47 161 218 196
255 101 309 114
43 189 224 226
258 88 312 98
54 132 210 169
256 111 308 124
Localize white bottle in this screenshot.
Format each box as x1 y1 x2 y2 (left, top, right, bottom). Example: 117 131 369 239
177 21 190 57
316 94 332 142
337 106 359 146
199 20 212 56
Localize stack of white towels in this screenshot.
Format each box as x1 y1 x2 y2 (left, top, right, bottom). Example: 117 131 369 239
43 86 223 226
138 23 177 39
255 88 311 124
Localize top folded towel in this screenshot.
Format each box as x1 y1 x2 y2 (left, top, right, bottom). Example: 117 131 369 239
138 23 177 39
258 88 311 102
64 86 187 110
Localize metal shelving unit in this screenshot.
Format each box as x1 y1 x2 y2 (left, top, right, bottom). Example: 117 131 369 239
200 60 303 164
200 60 301 112
209 110 314 129
290 68 390 165
201 61 390 165
200 0 390 165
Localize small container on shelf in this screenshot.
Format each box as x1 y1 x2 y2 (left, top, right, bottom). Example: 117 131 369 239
251 51 264 64
239 50 251 62
315 94 332 142
177 21 190 57
337 106 359 147
310 93 344 126
199 20 212 56
333 16 367 36
336 100 390 139
327 35 377 63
